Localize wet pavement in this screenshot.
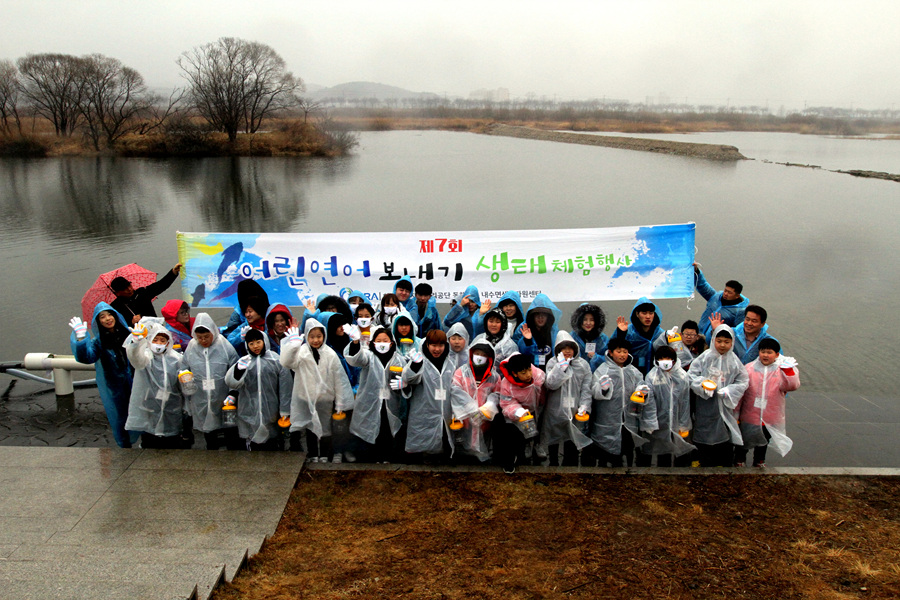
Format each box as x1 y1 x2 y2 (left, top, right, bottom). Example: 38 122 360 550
2 376 898 468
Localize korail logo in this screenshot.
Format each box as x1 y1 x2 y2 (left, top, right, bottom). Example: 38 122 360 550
339 287 354 300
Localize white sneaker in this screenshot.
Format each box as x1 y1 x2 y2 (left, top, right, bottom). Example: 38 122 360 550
344 451 357 463
332 454 343 463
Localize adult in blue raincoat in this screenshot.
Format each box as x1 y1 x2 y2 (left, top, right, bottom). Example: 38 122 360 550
443 285 481 338
694 264 750 339
611 297 665 376
69 303 139 448
409 283 442 339
516 294 562 370
730 305 778 365
393 276 416 313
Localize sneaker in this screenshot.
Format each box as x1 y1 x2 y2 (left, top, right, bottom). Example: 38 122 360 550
753 462 766 468
503 455 518 475
344 451 357 463
734 462 746 467
332 454 343 464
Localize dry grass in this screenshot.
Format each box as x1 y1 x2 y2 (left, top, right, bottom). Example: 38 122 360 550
212 473 900 600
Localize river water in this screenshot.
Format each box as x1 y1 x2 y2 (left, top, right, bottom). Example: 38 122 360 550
1 131 898 395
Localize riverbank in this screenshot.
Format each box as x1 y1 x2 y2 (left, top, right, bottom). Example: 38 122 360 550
482 123 747 161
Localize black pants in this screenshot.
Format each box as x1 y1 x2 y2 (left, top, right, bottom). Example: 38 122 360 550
494 418 530 470
140 433 183 449
305 431 333 459
734 426 771 466
548 441 580 466
696 441 733 467
204 427 243 450
356 405 396 463
246 436 284 451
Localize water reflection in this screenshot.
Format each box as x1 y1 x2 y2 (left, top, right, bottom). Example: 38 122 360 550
0 158 159 240
165 157 310 231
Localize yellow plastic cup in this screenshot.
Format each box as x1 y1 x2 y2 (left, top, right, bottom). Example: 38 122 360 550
449 418 464 430
575 412 590 422
333 411 347 421
667 332 682 343
630 389 647 404
389 365 404 373
679 430 690 438
399 338 414 345
277 416 291 428
701 380 717 393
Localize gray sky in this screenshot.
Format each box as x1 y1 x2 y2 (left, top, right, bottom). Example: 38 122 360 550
3 0 899 110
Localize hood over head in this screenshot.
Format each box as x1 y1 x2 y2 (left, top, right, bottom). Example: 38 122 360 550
446 321 471 347
630 296 661 336
482 308 509 341
303 317 327 343
711 323 737 356
161 299 193 333
390 308 419 341
499 352 534 387
191 312 219 337
525 294 562 324
496 290 525 323
265 303 293 330
553 330 580 358
147 322 175 353
347 289 367 304
91 301 130 335
570 303 606 335
454 285 481 309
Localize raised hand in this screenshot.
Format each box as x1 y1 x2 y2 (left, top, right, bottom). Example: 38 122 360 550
69 317 88 339
616 316 628 332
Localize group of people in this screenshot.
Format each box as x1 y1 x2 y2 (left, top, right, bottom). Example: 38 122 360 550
69 262 800 473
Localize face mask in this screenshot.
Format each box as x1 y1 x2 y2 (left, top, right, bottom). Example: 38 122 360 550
472 355 488 366
384 306 398 315
374 342 392 354
150 343 167 355
657 359 674 371
357 317 372 327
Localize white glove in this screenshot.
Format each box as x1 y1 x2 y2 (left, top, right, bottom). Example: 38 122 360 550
409 349 424 363
667 326 679 337
69 317 88 339
129 323 148 340
284 326 302 345
702 386 715 398
599 374 612 391
514 407 528 419
236 355 252 371
389 378 404 391
576 408 586 417
778 355 798 370
239 325 252 340
556 353 570 371
342 324 361 342
636 384 650 394
719 388 731 402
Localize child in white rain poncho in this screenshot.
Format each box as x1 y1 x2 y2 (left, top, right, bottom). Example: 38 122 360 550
344 327 409 463
391 309 422 359
735 338 800 467
636 346 695 467
401 329 458 462
688 324 749 467
124 323 186 449
446 322 471 371
450 339 502 463
225 329 292 451
180 313 241 450
279 319 354 462
539 332 593 467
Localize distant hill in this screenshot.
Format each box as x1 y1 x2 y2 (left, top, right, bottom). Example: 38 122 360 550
306 81 440 101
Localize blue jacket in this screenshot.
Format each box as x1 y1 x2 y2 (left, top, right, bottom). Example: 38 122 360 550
71 302 138 448
733 322 778 365
516 294 562 369
695 268 749 339
409 296 442 339
394 276 416 313
613 297 664 376
473 290 525 343
442 285 481 338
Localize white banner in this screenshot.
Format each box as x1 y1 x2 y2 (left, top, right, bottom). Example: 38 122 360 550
177 223 695 307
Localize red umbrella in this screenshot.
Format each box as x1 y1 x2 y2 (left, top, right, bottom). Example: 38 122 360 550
81 264 159 323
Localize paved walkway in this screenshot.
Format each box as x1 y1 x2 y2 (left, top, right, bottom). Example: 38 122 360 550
0 447 305 600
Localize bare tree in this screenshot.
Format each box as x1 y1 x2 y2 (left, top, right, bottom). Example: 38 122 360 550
0 59 23 135
178 38 303 142
78 54 159 150
16 53 87 136
296 97 324 123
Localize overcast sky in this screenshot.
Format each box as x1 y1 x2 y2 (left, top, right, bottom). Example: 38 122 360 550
3 0 898 110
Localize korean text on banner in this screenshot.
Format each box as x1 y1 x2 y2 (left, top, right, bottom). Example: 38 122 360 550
176 224 695 308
